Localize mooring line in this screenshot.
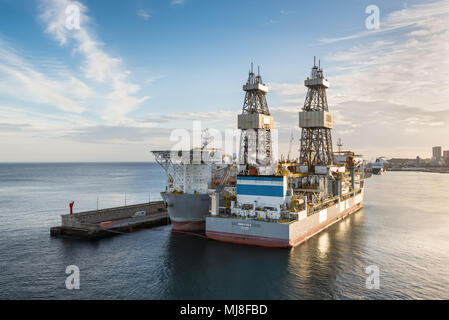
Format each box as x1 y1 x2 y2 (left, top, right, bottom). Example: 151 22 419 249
125 226 208 239
100 228 128 235
170 229 208 239
100 225 207 239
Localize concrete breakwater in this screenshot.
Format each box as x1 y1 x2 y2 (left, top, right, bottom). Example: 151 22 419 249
50 201 169 239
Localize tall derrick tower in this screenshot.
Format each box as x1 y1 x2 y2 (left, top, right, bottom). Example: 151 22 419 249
299 58 334 168
238 64 274 169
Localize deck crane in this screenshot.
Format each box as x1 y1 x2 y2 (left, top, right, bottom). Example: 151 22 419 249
287 131 294 161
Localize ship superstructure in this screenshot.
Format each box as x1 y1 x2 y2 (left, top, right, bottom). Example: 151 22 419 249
206 59 366 248
152 132 237 231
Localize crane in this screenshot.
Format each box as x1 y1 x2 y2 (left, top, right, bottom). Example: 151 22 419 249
287 131 294 161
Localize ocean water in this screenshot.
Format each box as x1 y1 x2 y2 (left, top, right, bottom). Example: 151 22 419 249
0 163 448 300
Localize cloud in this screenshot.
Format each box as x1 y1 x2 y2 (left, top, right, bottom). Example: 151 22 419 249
269 82 305 97
137 9 152 21
267 1 449 158
171 0 186 6
64 125 172 145
0 39 89 113
319 1 449 44
326 1 449 112
0 104 95 135
143 109 236 126
280 10 296 15
39 0 149 123
0 123 31 132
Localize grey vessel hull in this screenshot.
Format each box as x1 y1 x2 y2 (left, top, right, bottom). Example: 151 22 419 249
161 192 210 231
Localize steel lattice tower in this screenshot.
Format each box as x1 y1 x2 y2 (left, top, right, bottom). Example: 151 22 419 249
238 64 273 166
299 58 334 167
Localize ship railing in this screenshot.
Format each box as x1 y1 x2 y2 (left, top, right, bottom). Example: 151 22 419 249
307 196 340 216
340 188 362 201
207 211 295 224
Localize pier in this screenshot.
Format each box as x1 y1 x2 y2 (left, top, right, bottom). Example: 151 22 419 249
50 201 170 239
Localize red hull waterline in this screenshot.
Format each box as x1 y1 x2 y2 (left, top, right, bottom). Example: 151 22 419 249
171 220 205 231
206 202 363 248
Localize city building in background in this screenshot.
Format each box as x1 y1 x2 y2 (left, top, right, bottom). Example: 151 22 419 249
443 150 449 165
432 146 442 162
386 146 449 172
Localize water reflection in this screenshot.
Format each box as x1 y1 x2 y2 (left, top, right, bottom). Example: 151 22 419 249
163 233 292 299
317 233 330 258
285 210 367 299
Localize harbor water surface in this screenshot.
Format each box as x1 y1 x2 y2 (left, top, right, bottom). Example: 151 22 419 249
0 163 448 299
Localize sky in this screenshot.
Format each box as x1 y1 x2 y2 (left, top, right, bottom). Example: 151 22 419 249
0 0 448 162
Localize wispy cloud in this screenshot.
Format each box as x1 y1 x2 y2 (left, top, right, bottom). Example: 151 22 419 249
327 2 449 111
324 1 449 157
137 9 152 21
263 1 449 158
0 104 95 138
171 0 186 6
40 0 149 123
280 10 296 15
0 0 159 161
0 39 89 113
269 82 305 97
319 0 449 44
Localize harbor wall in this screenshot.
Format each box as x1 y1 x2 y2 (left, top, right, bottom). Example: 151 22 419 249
61 201 166 230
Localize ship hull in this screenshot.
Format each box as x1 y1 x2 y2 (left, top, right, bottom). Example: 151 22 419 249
161 192 210 231
206 189 364 248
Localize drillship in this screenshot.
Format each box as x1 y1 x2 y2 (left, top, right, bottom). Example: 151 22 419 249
206 59 367 248
152 131 237 231
151 64 270 232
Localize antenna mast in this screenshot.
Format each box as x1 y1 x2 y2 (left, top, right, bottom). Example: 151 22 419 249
337 138 343 154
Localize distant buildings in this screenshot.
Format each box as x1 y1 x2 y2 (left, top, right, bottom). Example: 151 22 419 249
444 150 449 165
387 146 449 169
388 158 426 167
432 146 442 162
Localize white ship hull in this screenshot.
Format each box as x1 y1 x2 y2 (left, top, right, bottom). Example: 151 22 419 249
206 189 364 248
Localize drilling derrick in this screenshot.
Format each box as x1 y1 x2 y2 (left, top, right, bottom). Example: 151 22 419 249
299 58 334 168
238 64 274 170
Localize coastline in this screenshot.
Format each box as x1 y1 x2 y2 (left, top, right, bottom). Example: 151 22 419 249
388 167 449 174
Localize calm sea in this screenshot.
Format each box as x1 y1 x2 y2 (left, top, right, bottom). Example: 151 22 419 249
0 163 448 299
